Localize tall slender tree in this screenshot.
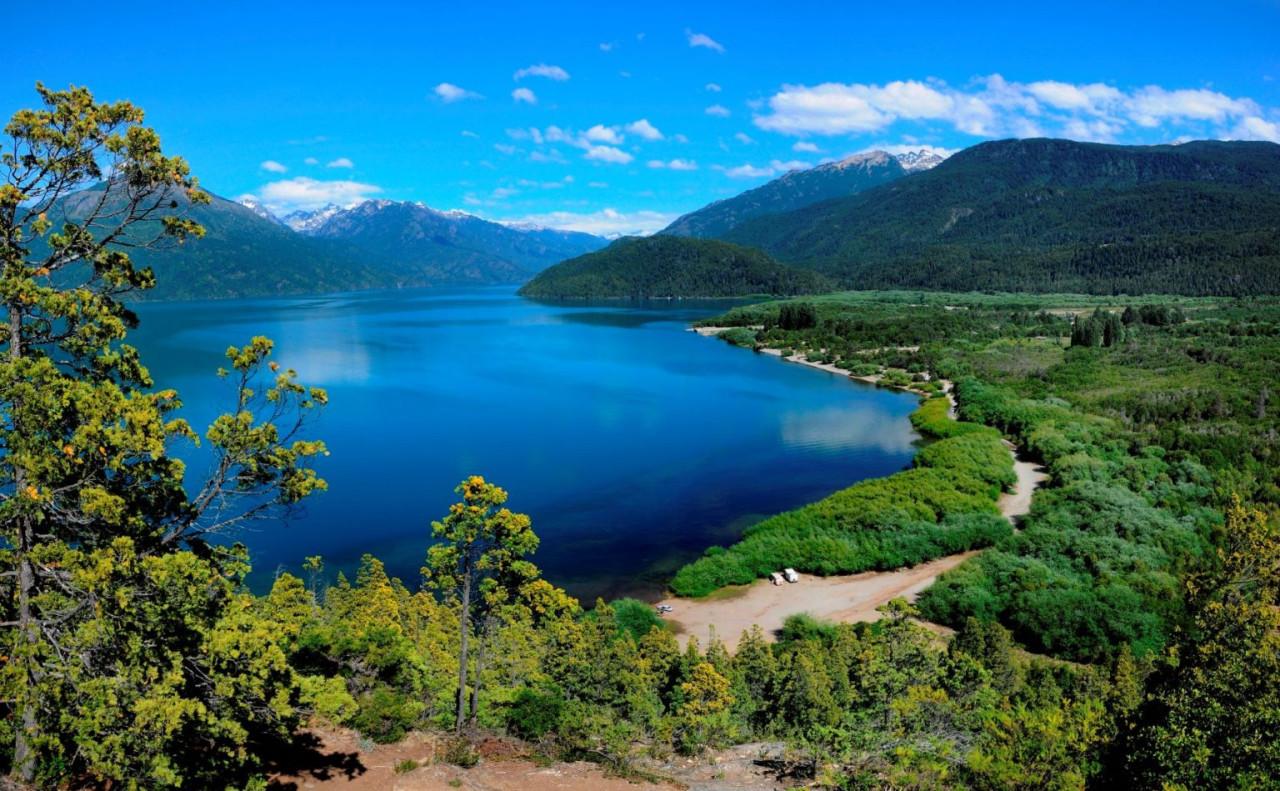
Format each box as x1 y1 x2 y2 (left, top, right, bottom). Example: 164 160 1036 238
0 84 328 786
424 476 540 732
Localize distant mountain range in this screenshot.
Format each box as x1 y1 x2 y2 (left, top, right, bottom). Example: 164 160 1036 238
662 150 919 238
719 138 1280 296
70 192 610 301
48 139 1280 302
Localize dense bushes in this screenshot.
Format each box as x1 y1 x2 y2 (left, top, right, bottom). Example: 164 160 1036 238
914 432 1018 490
669 398 1014 597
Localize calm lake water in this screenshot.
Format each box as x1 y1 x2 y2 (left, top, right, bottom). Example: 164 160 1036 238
131 286 923 601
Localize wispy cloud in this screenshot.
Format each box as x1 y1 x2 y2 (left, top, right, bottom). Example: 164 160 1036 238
721 163 774 179
461 130 479 138
260 160 287 173
584 145 634 164
304 156 320 165
258 177 382 212
705 83 722 92
647 158 698 170
502 207 678 235
326 157 354 168
512 87 537 104
754 75 1280 143
705 104 731 118
686 29 725 53
734 132 755 145
718 158 812 179
625 119 664 140
792 141 823 153
584 125 624 145
435 82 482 103
514 63 570 81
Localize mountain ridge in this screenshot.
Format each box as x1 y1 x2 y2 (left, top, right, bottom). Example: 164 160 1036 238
720 138 1280 296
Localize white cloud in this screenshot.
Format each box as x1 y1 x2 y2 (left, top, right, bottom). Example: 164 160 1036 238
723 163 775 179
672 133 690 144
490 187 519 199
529 149 568 164
584 125 625 145
706 83 722 92
502 208 678 235
588 181 608 188
599 42 614 51
752 74 1280 144
686 29 725 53
258 177 382 212
706 104 731 117
1025 80 1123 112
1129 86 1258 127
647 158 698 170
494 143 518 155
326 157 354 168
735 132 755 145
435 83 482 103
512 87 537 104
770 159 811 172
514 63 570 81
1233 115 1280 142
626 119 664 140
792 141 822 153
304 156 320 165
260 160 287 173
461 130 479 139
583 145 634 164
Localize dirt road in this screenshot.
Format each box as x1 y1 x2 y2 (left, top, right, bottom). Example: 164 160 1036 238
661 446 1047 651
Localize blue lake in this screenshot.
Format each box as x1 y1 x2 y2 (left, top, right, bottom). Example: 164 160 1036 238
131 286 924 602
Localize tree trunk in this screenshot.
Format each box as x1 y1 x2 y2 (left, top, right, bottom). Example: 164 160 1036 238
455 571 472 733
468 620 489 726
8 303 36 783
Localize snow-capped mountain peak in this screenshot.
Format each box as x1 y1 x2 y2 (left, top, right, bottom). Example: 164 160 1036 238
236 196 285 226
281 203 344 234
894 149 947 173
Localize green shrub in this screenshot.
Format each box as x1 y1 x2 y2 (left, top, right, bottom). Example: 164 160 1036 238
507 687 565 740
609 597 665 641
350 688 422 744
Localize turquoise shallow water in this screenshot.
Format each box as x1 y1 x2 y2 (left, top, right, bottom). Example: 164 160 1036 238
131 286 923 601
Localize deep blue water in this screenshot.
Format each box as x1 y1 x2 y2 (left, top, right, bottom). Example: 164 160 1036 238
131 286 924 602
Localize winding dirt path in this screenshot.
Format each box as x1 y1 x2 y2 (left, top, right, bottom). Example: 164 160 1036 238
660 447 1045 652
662 342 1049 650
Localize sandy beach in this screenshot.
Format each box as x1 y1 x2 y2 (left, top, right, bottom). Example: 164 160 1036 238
664 329 1048 649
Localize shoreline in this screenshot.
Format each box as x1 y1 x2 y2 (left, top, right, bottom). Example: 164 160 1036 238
661 327 1046 649
688 326 942 397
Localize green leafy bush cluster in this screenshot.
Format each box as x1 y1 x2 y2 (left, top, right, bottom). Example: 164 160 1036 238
669 400 1013 597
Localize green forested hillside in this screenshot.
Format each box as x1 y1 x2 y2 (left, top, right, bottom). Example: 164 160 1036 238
662 150 906 238
53 186 386 300
517 235 832 298
722 139 1280 296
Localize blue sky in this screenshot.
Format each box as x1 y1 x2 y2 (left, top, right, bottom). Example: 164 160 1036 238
7 0 1280 234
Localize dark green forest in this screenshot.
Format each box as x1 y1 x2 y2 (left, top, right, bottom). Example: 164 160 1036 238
721 139 1280 296
518 235 832 298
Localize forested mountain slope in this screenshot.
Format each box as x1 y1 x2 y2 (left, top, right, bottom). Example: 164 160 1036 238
722 139 1280 296
662 150 907 238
